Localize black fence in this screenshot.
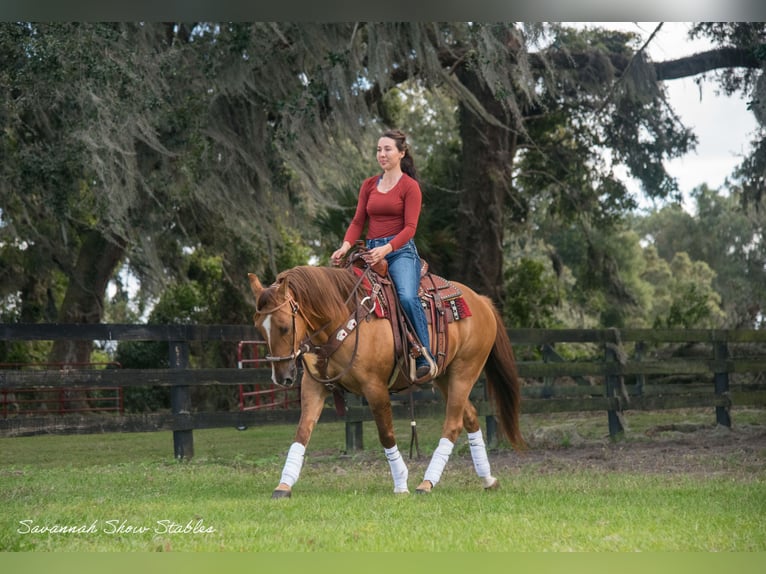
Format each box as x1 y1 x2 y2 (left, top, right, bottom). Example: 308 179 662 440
1 324 765 457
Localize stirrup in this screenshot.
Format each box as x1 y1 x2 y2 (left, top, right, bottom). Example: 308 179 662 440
414 351 438 384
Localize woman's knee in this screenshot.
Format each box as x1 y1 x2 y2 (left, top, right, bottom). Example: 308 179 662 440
399 293 420 307
399 295 425 320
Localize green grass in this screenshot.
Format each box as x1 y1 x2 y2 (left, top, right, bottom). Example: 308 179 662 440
1 410 765 551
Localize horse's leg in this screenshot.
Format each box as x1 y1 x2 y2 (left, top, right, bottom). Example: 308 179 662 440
463 402 499 490
417 398 498 493
365 384 409 494
415 380 462 493
272 376 329 499
416 364 482 494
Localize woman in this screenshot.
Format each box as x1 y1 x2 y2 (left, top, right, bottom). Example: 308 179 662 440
331 129 437 383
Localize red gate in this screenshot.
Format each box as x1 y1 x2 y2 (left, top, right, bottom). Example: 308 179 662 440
0 362 124 417
237 341 300 411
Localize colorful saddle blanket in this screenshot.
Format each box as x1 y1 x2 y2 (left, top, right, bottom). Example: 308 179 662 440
351 266 471 322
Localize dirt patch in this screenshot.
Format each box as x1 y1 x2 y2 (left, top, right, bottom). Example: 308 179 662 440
491 423 766 479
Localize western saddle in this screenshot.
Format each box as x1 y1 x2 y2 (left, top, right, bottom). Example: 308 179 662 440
346 243 467 387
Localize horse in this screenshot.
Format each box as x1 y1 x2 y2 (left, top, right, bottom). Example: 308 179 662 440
248 264 524 497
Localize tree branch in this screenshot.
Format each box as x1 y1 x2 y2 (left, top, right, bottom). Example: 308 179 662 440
525 46 762 82
653 47 762 80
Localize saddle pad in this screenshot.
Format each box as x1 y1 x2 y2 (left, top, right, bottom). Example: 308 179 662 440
351 267 471 321
422 297 472 323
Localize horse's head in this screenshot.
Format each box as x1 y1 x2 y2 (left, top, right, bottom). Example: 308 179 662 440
248 273 304 387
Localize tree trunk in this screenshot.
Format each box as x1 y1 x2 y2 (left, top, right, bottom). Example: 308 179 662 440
44 230 125 412
454 69 519 309
49 230 126 365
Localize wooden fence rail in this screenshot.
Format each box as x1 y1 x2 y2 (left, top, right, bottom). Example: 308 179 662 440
2 324 765 457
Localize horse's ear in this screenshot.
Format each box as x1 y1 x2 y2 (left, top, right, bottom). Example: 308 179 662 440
248 273 263 296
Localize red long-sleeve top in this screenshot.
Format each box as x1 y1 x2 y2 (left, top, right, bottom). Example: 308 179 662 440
343 173 422 251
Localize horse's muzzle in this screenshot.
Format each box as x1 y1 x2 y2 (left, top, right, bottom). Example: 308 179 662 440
270 355 300 388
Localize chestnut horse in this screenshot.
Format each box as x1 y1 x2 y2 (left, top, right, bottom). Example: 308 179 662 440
248 265 524 497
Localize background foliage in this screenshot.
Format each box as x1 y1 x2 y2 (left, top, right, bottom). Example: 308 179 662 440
1 22 765 374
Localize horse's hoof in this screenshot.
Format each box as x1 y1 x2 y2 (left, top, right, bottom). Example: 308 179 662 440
484 477 500 491
271 489 292 499
394 488 410 495
415 480 433 494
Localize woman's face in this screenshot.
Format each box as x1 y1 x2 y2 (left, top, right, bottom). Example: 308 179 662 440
377 137 405 171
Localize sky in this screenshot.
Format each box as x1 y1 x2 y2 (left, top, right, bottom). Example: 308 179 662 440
598 22 759 207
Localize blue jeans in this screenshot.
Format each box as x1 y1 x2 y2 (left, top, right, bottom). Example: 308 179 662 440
366 236 431 364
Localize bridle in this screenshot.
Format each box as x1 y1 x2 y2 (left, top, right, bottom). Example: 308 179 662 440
255 270 379 389
254 292 308 365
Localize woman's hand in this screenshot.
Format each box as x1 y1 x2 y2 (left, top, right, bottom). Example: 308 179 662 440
331 242 352 266
366 244 393 266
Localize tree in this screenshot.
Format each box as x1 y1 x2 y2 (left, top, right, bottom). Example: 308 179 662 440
1 23 141 364
449 22 764 308
534 206 726 330
654 23 766 209
651 251 724 329
0 23 339 364
3 21 764 364
636 185 766 328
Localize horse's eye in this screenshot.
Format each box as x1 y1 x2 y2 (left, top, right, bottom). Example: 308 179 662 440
278 325 290 336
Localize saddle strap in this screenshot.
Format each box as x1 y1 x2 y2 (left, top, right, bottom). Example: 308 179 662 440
376 277 414 388
425 274 449 373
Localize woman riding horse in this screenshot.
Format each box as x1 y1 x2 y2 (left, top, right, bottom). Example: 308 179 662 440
249 263 524 497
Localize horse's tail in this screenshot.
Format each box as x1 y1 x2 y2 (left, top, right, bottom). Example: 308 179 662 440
484 304 526 450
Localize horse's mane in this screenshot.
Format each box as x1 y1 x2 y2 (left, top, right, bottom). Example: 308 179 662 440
276 266 361 324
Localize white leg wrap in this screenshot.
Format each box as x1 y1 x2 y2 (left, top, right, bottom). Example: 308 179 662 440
423 437 454 487
384 445 409 493
468 430 497 488
279 442 305 487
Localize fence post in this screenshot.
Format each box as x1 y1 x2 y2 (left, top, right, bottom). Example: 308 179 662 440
634 341 646 397
541 344 555 398
169 340 194 460
345 419 364 452
485 413 498 449
713 340 732 428
344 393 364 452
477 377 496 448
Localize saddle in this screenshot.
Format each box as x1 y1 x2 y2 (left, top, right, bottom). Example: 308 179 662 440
347 245 471 387
417 259 468 322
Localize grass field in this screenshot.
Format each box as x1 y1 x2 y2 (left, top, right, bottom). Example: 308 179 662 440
1 409 765 551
